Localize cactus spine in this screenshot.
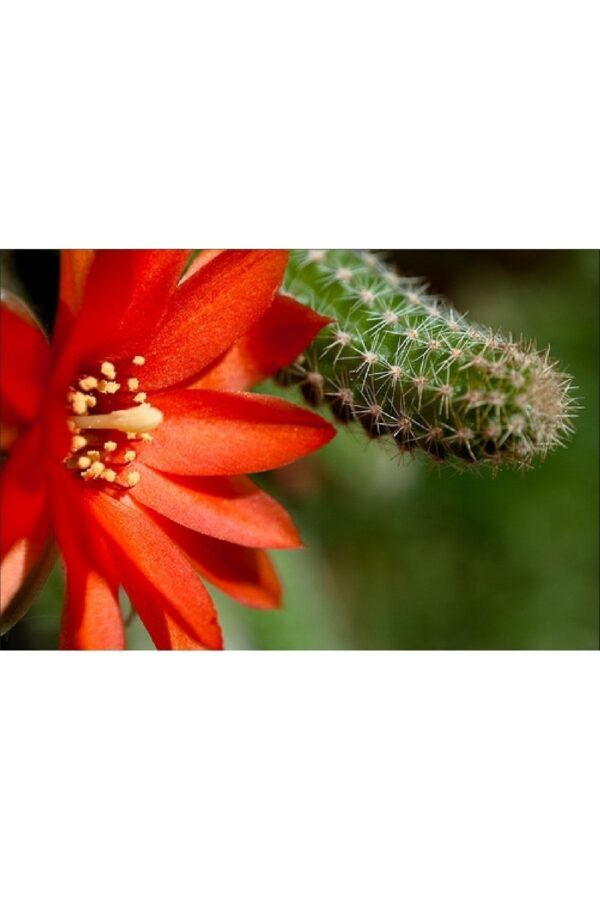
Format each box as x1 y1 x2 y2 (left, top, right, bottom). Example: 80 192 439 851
280 250 575 470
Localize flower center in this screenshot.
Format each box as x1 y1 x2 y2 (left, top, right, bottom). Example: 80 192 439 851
63 355 162 489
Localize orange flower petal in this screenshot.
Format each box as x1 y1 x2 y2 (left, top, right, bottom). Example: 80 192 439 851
53 250 94 353
147 512 282 610
0 294 50 428
196 293 332 391
134 464 301 548
59 566 124 650
57 250 190 378
141 250 289 389
52 475 125 650
179 249 223 282
0 425 51 632
142 388 336 476
85 490 223 650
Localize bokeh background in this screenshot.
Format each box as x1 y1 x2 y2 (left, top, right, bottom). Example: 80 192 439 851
1 249 598 650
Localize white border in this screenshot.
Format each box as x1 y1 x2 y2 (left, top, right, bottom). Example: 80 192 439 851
2 2 599 248
2 653 599 899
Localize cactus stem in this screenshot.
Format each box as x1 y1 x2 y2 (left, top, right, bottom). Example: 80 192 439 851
280 250 577 472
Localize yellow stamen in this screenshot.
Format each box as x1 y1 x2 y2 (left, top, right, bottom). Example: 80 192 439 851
101 361 116 380
69 403 163 434
71 392 88 415
65 351 160 487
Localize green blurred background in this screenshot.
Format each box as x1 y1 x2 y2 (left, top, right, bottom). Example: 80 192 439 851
1 250 598 649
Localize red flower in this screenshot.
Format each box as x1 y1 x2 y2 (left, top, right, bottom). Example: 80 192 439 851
1 251 334 649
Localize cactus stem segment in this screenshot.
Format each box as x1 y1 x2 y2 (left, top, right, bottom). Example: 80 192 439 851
280 250 576 471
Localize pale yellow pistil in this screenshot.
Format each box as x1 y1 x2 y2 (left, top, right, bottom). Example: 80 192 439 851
69 403 163 434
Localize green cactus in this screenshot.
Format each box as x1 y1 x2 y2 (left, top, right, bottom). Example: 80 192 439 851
280 250 576 470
